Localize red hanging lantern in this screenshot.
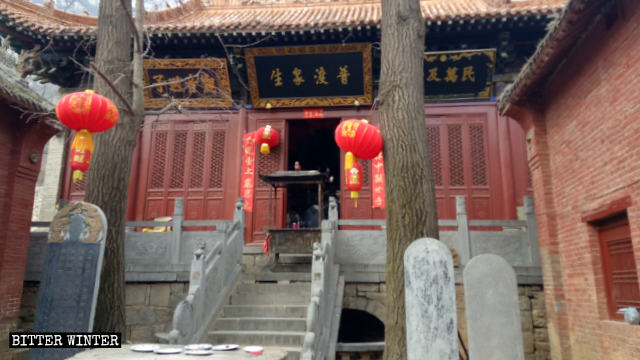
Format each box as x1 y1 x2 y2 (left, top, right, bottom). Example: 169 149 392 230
345 159 363 203
56 90 119 182
334 119 382 160
255 125 280 154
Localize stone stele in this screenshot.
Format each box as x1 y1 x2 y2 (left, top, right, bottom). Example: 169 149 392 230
463 253 524 360
404 237 458 360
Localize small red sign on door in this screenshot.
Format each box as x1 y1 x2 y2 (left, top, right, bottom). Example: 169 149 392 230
303 108 324 119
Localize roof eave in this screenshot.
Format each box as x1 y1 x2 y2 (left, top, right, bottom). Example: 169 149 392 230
498 0 615 114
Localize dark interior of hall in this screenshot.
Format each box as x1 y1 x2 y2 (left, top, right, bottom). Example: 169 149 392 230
285 118 340 228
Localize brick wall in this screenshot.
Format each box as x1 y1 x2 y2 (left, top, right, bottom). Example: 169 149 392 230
0 106 57 359
509 1 640 358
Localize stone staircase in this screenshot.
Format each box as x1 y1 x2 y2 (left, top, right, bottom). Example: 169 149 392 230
208 278 311 359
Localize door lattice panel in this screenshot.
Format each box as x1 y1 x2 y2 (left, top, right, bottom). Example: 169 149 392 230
209 131 226 189
361 160 370 186
169 132 187 189
257 144 282 188
427 125 442 186
190 132 206 188
448 124 465 186
150 132 167 189
470 124 488 186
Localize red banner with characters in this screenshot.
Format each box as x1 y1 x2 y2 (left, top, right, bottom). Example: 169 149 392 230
241 132 257 212
372 152 386 208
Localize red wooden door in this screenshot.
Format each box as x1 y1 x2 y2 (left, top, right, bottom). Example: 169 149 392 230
426 113 493 219
139 119 230 220
248 119 287 245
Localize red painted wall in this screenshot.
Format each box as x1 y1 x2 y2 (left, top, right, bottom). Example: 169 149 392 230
0 103 57 353
508 1 640 358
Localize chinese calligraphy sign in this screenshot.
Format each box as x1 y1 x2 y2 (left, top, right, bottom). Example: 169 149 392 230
143 58 233 109
423 49 496 100
245 43 373 108
372 153 386 209
241 133 257 212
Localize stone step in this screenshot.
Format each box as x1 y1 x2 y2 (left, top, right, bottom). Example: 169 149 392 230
242 271 311 282
207 330 305 347
230 283 310 305
277 254 312 264
214 317 306 332
222 305 308 318
284 348 301 360
234 282 311 295
229 293 309 305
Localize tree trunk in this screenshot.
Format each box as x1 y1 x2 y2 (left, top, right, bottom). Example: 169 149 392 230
379 0 439 358
87 0 142 338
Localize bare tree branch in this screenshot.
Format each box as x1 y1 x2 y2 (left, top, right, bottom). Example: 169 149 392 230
216 34 250 92
68 56 135 115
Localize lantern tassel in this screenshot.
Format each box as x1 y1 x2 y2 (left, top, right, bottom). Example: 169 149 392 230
260 143 270 154
73 170 84 183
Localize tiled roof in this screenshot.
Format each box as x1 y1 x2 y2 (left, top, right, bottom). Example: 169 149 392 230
0 47 55 115
498 0 612 113
0 0 566 37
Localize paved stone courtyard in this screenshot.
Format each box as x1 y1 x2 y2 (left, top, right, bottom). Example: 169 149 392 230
68 345 288 359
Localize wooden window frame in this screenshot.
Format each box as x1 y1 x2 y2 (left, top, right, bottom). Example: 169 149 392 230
592 211 640 320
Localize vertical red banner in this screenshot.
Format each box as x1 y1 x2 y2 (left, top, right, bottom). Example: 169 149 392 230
241 132 256 212
372 152 386 208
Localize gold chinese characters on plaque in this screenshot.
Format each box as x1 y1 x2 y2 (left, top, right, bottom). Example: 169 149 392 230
143 58 233 109
245 43 373 108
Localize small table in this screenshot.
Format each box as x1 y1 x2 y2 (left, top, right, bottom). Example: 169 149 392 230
68 344 288 359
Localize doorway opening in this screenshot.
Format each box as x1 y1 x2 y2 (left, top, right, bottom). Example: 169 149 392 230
286 118 340 228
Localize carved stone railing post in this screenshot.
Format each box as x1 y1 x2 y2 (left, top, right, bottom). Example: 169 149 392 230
328 196 338 226
171 199 184 264
302 196 340 359
166 198 245 345
456 196 472 266
232 198 245 264
524 196 540 266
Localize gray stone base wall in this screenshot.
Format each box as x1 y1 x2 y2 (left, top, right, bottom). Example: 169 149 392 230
124 282 188 342
19 282 188 343
341 282 549 360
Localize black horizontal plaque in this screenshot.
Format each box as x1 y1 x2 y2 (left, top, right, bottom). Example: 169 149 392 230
423 49 496 100
143 58 233 109
245 44 373 108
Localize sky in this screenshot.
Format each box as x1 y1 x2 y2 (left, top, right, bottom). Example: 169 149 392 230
28 0 182 16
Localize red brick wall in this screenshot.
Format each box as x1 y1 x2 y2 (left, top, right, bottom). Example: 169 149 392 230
0 104 57 356
513 1 640 358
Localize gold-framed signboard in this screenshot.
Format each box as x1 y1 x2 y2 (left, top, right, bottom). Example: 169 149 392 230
245 43 373 108
423 49 496 100
143 58 233 109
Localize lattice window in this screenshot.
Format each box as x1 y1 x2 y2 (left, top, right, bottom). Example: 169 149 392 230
448 125 465 186
257 141 281 188
470 124 488 186
427 125 442 186
189 132 206 189
209 130 226 188
170 132 187 189
150 132 167 189
361 160 370 186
